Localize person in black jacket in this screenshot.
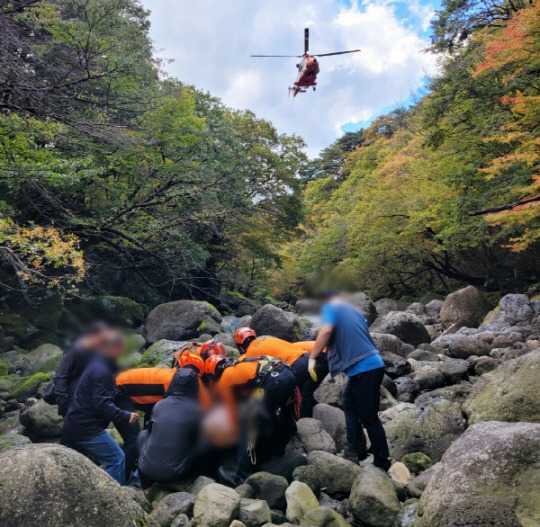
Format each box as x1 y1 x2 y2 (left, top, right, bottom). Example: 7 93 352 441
54 322 109 416
61 330 138 484
137 369 203 487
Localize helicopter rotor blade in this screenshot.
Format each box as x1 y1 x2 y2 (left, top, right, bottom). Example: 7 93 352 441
250 55 302 58
304 28 309 54
314 49 361 57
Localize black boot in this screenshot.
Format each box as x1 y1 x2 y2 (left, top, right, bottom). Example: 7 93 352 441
374 457 391 472
218 466 244 487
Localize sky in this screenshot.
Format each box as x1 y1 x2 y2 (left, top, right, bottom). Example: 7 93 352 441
139 0 442 156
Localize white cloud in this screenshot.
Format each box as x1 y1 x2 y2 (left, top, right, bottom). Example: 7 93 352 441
139 0 439 156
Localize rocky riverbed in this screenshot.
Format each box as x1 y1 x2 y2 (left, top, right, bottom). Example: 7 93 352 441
1 286 539 527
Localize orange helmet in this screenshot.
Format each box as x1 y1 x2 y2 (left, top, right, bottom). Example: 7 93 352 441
234 327 256 350
178 350 205 376
199 338 227 360
204 355 226 379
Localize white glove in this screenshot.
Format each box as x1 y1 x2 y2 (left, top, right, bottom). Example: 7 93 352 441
308 358 318 382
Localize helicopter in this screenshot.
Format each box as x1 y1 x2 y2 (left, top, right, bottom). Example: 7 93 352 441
251 28 361 97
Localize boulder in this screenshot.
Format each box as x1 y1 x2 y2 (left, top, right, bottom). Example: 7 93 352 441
235 483 254 499
144 300 222 344
381 351 411 378
300 506 348 527
371 312 430 347
0 429 32 453
400 452 431 474
295 451 361 497
344 292 377 325
473 356 499 375
288 418 336 455
149 492 195 527
410 366 446 391
382 400 466 462
140 339 186 366
388 461 411 485
313 374 346 408
413 383 471 406
394 376 418 398
19 399 63 438
483 294 535 328
440 286 491 329
0 312 38 343
220 293 258 317
193 483 241 527
415 421 540 527
0 444 155 527
463 350 540 424
10 372 51 401
438 358 470 384
15 344 63 376
371 333 407 357
259 452 308 481
447 336 490 359
188 475 215 494
170 515 190 527
425 299 443 318
349 464 400 527
238 498 272 527
245 472 288 509
406 463 441 498
250 304 302 342
72 296 144 327
312 404 346 451
285 481 319 523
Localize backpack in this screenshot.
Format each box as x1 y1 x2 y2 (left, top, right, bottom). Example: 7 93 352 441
42 381 57 405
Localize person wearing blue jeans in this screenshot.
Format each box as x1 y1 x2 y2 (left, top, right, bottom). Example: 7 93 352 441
61 330 138 485
309 290 391 471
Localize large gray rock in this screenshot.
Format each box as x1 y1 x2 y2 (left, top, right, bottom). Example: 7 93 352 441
19 399 63 438
140 339 186 366
382 400 466 462
144 300 222 344
349 464 400 527
483 294 535 328
288 418 336 454
415 421 540 527
285 481 319 523
0 429 32 453
425 299 443 318
15 343 63 376
72 296 144 327
300 506 348 527
250 304 302 342
245 472 288 509
438 358 470 384
381 351 411 378
313 374 346 408
371 312 430 347
287 417 336 454
149 492 195 527
344 292 377 325
312 404 346 451
193 483 241 527
410 365 446 391
372 333 407 357
446 336 490 359
238 498 272 527
463 350 540 424
440 286 491 329
294 451 361 498
0 444 156 527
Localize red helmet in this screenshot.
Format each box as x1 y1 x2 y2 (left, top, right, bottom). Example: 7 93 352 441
178 350 205 376
234 327 256 349
199 338 227 360
205 355 226 378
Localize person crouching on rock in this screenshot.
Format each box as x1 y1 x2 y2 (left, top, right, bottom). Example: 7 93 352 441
309 289 391 471
234 328 328 418
204 354 298 487
61 329 139 485
136 368 204 488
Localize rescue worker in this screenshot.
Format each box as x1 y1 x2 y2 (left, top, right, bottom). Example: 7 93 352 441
234 328 328 417
137 369 203 487
171 338 227 368
61 330 138 485
204 354 297 486
309 289 391 471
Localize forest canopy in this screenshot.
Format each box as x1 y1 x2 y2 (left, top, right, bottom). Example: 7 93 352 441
0 0 538 306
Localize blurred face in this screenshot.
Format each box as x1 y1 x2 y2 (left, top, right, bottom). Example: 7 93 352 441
101 330 125 359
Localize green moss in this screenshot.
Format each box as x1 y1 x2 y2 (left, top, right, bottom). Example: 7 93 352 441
227 290 249 301
0 360 8 377
197 320 208 332
531 293 540 302
39 355 61 373
11 372 51 400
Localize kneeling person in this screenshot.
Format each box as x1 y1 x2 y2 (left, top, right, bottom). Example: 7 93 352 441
137 369 203 486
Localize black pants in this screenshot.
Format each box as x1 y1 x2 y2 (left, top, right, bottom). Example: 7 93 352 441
291 353 329 418
342 366 389 461
237 367 297 478
114 393 141 480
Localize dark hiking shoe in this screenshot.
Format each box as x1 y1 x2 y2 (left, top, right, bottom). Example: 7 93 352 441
344 447 369 464
374 457 392 472
218 466 245 487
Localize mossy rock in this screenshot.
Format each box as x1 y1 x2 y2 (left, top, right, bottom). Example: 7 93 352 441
0 360 9 377
401 452 432 474
0 375 18 393
11 372 51 401
15 343 63 376
0 313 38 342
140 339 186 366
71 296 144 327
5 290 63 331
125 333 146 354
